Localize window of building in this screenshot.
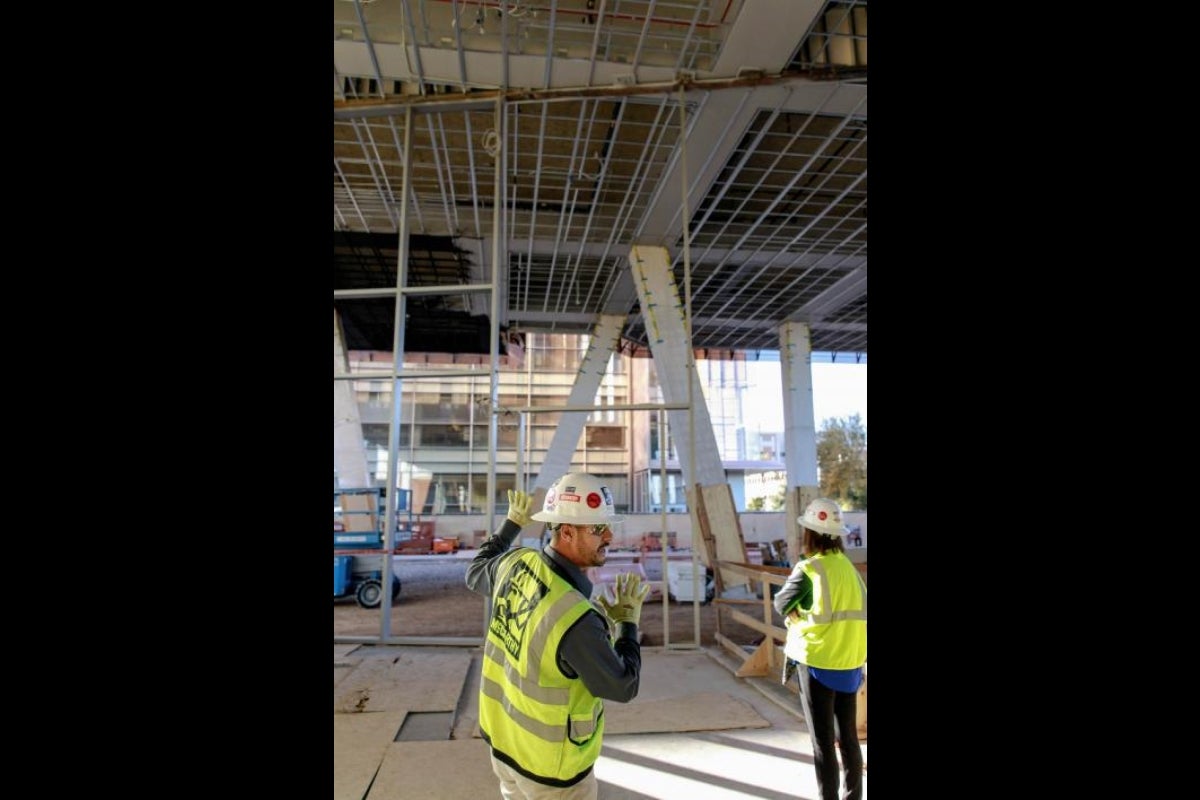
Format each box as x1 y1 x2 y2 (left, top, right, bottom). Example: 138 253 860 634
419 425 469 446
586 425 625 449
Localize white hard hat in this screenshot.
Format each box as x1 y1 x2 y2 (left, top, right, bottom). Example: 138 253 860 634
530 472 625 524
798 497 849 537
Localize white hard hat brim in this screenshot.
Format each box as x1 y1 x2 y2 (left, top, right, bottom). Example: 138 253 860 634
798 518 850 537
531 510 625 523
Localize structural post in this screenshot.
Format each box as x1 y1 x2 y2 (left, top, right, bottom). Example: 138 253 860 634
333 308 371 488
779 321 820 562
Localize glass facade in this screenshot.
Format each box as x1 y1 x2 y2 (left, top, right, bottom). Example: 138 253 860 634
340 333 788 514
345 332 633 513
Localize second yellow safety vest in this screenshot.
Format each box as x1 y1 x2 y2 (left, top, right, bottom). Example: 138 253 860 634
783 551 867 669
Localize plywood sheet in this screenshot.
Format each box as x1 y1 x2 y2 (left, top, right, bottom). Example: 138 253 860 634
604 691 769 734
465 689 768 737
466 651 771 737
335 644 363 687
366 739 495 800
334 710 406 800
335 650 472 714
335 643 362 659
697 483 751 591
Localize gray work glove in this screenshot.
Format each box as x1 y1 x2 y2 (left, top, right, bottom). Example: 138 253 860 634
506 489 534 529
597 572 650 626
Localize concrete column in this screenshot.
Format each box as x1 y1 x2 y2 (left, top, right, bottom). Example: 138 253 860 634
779 321 818 486
629 245 725 487
334 308 371 488
533 313 626 489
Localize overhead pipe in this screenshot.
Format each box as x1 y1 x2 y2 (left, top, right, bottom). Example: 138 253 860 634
334 67 868 119
422 0 723 29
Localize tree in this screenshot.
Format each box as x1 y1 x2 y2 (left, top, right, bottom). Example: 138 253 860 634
816 414 867 510
768 484 786 511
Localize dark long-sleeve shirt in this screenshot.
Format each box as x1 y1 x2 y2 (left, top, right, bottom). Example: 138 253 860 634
773 559 814 619
466 519 641 702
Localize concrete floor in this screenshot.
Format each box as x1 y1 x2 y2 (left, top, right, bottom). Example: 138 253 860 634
334 644 867 799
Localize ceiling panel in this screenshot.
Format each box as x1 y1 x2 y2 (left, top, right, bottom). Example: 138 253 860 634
334 0 867 358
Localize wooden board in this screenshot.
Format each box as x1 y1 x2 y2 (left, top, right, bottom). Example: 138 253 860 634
466 651 771 738
692 483 751 592
334 650 472 714
604 691 769 734
468 688 770 740
367 739 495 799
334 643 362 659
333 710 406 800
604 651 771 734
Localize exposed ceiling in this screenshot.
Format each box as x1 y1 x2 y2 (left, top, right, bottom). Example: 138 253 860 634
334 0 866 358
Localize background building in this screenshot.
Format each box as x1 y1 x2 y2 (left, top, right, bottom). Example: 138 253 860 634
341 332 789 514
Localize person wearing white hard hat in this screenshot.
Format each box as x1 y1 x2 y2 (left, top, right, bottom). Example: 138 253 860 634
466 472 649 799
773 497 867 800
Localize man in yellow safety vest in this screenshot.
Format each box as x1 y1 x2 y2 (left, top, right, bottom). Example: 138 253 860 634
467 472 648 799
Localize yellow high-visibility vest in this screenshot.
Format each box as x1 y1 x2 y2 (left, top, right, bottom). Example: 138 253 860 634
783 551 867 669
479 549 605 786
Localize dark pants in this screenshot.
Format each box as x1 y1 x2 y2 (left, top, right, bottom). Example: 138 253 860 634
793 664 863 800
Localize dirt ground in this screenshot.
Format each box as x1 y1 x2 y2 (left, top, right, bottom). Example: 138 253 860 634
333 554 767 647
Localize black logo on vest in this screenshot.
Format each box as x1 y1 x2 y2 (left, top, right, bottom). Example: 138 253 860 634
491 559 549 659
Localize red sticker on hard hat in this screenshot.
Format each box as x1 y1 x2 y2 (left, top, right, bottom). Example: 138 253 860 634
560 493 581 503
587 492 601 508
818 511 828 521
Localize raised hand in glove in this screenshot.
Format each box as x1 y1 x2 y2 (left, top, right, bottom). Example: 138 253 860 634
506 489 534 528
597 572 650 626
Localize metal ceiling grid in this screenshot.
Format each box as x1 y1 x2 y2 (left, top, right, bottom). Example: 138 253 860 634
334 0 868 359
504 95 695 317
335 231 490 351
789 0 867 73
505 99 673 237
334 232 473 292
625 105 867 353
333 1 730 86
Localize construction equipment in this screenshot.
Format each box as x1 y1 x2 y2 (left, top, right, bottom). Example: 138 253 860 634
394 519 439 554
333 487 401 608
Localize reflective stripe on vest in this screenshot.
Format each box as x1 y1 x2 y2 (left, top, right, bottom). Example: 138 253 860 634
803 556 868 624
478 549 603 783
784 552 867 669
